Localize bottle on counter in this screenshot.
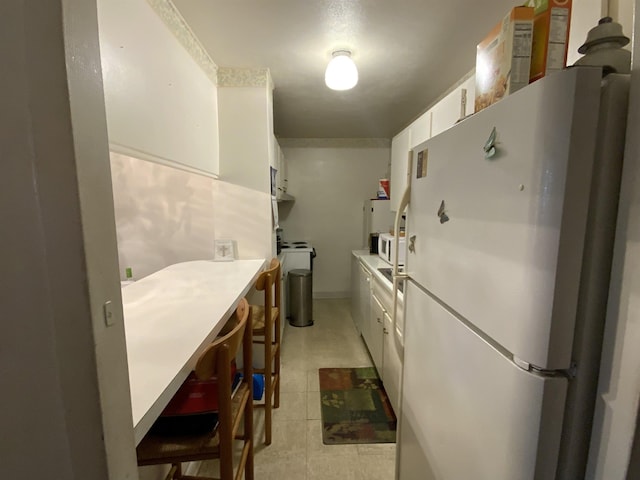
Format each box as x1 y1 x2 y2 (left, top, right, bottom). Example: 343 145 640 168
121 267 135 287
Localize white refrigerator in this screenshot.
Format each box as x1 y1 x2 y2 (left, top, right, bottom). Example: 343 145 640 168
395 68 630 480
363 198 395 248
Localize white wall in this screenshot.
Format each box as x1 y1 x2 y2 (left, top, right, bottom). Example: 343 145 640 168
213 181 274 261
111 150 272 274
98 0 219 176
2 0 137 478
567 0 609 65
110 153 217 280
279 140 391 297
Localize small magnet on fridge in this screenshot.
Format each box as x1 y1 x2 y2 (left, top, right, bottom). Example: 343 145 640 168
483 127 498 159
437 200 450 224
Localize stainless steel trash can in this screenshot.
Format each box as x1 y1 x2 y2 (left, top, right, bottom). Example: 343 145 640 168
289 269 313 327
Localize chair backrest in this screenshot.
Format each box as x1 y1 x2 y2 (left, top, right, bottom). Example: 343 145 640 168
254 258 280 310
254 258 280 291
194 297 249 380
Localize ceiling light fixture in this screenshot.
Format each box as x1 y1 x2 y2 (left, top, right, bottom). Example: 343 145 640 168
325 50 358 91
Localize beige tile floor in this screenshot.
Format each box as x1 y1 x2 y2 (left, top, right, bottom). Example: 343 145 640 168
189 298 397 479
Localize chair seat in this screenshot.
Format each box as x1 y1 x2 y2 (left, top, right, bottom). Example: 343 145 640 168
249 305 279 335
137 383 250 465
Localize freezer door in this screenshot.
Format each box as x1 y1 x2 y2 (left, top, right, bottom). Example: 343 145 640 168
398 281 567 480
407 68 603 369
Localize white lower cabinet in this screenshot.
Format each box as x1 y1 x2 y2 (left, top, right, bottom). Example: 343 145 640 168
350 255 362 333
382 311 402 414
358 262 372 339
369 295 385 374
351 253 403 414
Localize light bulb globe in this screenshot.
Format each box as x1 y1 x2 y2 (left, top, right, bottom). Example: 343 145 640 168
325 52 358 91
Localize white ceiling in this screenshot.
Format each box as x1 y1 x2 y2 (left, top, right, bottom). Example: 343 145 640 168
172 0 521 139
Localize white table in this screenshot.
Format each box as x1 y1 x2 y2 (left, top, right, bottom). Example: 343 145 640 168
121 259 265 444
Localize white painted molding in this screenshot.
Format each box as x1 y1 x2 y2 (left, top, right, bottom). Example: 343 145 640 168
109 143 219 180
278 138 391 148
146 0 218 84
217 67 272 88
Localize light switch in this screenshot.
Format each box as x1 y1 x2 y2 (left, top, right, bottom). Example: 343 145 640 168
103 300 115 326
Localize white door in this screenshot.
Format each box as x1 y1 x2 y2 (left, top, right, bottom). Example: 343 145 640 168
398 281 567 480
407 68 601 370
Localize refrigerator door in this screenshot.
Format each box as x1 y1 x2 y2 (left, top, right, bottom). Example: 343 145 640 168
407 68 602 370
398 281 567 480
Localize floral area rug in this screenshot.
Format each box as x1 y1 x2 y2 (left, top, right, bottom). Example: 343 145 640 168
319 367 396 444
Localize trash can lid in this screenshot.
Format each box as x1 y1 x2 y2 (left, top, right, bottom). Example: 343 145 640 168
289 269 312 277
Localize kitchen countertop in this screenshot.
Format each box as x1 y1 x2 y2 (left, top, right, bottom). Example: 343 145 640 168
352 250 402 294
121 258 265 444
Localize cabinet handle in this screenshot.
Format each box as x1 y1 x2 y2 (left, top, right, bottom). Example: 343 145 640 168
383 328 389 335
377 317 382 324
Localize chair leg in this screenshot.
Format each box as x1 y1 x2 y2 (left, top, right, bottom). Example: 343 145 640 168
274 316 281 409
264 337 273 446
244 385 255 480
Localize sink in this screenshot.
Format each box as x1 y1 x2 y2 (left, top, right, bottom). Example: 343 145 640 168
377 267 404 293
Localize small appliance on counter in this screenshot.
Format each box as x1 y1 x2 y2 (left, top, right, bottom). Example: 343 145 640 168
378 232 406 266
363 199 395 253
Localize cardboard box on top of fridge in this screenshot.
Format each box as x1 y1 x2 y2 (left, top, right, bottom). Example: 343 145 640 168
474 6 534 113
525 0 572 83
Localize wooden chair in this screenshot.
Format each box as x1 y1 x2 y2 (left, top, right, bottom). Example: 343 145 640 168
249 258 281 446
136 298 254 480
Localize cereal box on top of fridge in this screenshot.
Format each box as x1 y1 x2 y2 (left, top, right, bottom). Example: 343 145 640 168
475 6 534 113
525 0 573 83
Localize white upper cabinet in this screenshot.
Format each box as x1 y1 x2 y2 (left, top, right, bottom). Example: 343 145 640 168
390 75 475 212
279 144 288 195
390 127 412 212
431 76 474 138
273 138 289 199
410 110 432 150
217 72 274 194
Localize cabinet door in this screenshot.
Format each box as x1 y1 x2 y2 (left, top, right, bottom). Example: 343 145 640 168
369 295 385 376
280 148 288 193
350 256 361 333
430 87 467 138
358 263 372 341
390 127 412 212
410 110 432 149
383 311 402 414
274 139 282 198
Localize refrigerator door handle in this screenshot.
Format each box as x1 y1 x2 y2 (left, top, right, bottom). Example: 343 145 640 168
513 356 531 371
392 154 413 348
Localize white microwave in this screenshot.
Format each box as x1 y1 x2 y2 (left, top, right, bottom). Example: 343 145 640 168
378 233 406 266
